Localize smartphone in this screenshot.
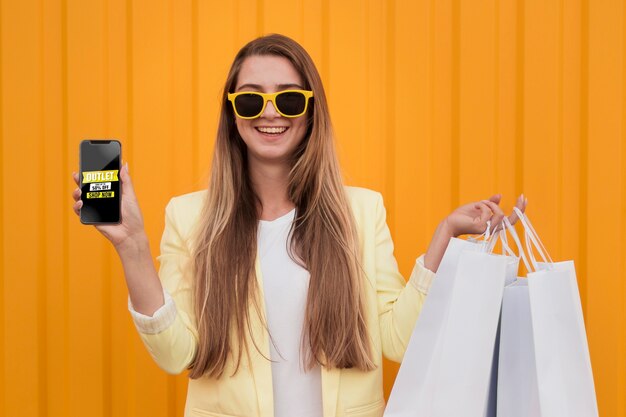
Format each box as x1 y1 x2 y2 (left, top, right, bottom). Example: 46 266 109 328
79 140 122 224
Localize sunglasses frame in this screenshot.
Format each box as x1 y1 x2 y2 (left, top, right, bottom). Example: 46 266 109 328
227 89 314 119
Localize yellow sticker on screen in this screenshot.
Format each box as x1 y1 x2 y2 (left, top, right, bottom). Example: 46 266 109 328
86 191 115 199
82 170 119 183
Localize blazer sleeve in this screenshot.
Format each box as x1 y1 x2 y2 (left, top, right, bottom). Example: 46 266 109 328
134 198 199 374
374 192 435 363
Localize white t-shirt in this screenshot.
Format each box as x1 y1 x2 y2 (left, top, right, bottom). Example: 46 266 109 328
257 208 322 417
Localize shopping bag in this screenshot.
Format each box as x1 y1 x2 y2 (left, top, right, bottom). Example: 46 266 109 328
385 233 516 417
384 237 484 417
497 209 599 417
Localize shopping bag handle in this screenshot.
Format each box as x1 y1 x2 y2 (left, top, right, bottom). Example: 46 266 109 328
467 220 495 253
499 217 532 272
513 207 553 270
487 216 532 272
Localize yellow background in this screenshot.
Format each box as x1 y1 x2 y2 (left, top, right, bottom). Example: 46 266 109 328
2 0 625 416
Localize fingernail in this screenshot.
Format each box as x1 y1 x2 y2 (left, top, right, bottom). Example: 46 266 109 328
125 162 129 173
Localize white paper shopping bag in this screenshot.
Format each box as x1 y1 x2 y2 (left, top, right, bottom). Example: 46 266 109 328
385 236 515 417
528 265 598 417
496 208 599 417
384 237 483 417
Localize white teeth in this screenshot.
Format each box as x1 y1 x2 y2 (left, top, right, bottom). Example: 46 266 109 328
256 126 287 134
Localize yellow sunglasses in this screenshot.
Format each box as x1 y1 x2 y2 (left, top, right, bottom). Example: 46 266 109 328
227 89 314 119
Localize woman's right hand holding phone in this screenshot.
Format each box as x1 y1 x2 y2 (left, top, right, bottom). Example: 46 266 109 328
72 162 148 253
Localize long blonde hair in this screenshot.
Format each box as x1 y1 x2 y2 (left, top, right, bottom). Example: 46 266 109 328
189 34 375 379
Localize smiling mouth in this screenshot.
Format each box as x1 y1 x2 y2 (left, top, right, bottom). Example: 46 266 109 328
255 126 289 135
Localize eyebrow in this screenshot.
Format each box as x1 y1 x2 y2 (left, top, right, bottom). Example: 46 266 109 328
236 83 305 91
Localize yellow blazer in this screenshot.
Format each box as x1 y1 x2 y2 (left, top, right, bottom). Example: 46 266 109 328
136 186 434 417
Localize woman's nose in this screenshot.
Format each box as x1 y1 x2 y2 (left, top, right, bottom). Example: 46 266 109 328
261 100 281 118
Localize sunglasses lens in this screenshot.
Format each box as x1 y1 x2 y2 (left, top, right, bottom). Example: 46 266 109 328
234 93 264 118
276 92 307 116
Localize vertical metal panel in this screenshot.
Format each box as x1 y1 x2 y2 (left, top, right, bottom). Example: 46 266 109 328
0 1 625 416
587 0 625 414
524 0 561 261
43 0 68 415
392 0 430 314
328 0 367 185
561 0 583 310
196 0 236 191
458 0 498 201
0 0 3 413
495 0 519 211
2 1 44 416
622 2 626 410
0 0 3 410
430 0 454 235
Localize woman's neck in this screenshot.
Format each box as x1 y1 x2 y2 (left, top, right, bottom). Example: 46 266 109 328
248 160 295 221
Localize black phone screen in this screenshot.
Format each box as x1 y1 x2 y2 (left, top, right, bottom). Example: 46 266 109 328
80 140 121 224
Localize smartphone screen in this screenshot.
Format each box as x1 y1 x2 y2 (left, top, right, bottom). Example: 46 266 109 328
80 140 121 224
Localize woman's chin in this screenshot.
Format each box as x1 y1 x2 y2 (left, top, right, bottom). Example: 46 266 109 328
248 148 294 166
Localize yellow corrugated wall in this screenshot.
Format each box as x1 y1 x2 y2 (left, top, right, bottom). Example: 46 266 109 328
1 0 625 415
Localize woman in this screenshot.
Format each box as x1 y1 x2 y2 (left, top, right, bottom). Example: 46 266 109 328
71 34 525 417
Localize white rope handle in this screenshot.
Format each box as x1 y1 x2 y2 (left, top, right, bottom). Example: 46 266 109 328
501 217 532 272
498 222 512 255
487 221 509 255
467 220 494 253
513 207 553 270
513 206 552 263
488 216 532 273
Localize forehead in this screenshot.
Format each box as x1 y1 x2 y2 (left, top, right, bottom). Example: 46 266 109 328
236 55 303 91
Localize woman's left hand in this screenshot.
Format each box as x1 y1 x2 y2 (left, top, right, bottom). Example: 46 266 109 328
445 194 522 237
424 194 527 272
